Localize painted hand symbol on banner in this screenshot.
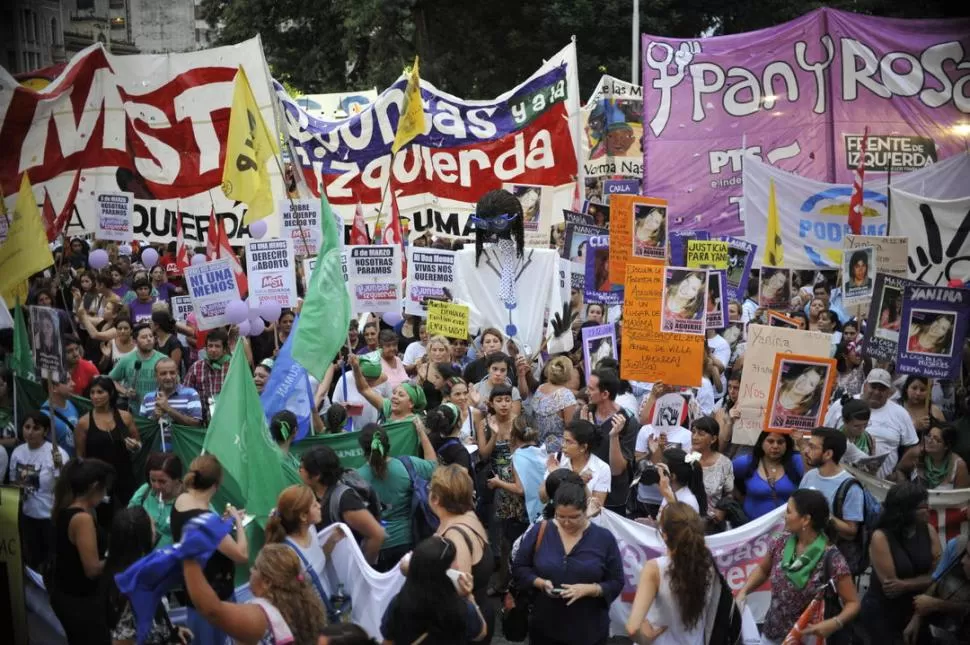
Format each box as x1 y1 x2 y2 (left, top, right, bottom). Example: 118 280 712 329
908 202 970 286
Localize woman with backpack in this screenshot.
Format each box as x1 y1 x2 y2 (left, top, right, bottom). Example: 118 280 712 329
299 446 387 565
356 423 439 572
731 430 804 520
625 503 726 644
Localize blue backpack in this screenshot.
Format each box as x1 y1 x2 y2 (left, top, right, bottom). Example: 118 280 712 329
397 456 439 544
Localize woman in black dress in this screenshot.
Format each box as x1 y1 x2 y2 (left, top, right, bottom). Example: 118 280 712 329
74 376 141 533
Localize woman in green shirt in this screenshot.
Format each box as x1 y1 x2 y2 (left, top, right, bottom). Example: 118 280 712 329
128 452 183 550
356 422 438 572
349 352 427 432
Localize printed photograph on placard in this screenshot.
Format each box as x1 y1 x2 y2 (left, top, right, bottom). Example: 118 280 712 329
874 284 903 341
661 268 707 335
510 184 542 231
721 322 745 358
29 305 65 381
843 246 875 301
727 246 749 287
766 354 837 433
584 237 623 305
706 270 728 329
581 323 617 380
586 202 610 228
549 222 566 255
632 203 666 260
767 310 801 329
759 266 792 309
906 310 957 357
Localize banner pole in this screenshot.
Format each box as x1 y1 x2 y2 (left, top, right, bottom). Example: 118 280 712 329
372 152 398 243
269 153 315 258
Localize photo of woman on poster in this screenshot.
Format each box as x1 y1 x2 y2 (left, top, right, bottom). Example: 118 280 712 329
759 267 791 308
768 358 835 430
662 269 707 329
876 286 903 338
907 311 956 356
512 185 541 231
727 246 748 285
843 247 875 301
633 204 666 258
587 203 610 228
706 271 724 326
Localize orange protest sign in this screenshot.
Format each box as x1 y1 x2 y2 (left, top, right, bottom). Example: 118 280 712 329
620 260 704 386
608 194 666 286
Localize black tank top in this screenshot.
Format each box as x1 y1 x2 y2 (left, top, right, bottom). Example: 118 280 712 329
54 507 104 596
170 506 236 603
85 409 135 504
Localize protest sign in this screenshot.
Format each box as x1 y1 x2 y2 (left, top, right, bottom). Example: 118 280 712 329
582 324 617 380
890 187 970 286
842 246 876 303
405 248 457 316
718 235 757 302
734 325 833 445
620 261 703 386
602 179 640 195
246 238 297 308
347 245 402 314
864 272 921 363
767 311 800 329
280 199 321 256
95 192 134 242
897 285 970 380
426 301 469 339
631 202 668 262
686 240 728 269
0 487 26 645
585 202 610 228
668 230 708 267
758 267 792 309
650 392 689 427
170 295 194 323
29 306 65 382
765 354 837 433
558 258 571 305
503 183 571 249
584 235 623 305
608 194 665 285
183 258 241 330
562 211 606 289
706 270 728 329
843 235 908 277
581 75 643 179
661 268 707 335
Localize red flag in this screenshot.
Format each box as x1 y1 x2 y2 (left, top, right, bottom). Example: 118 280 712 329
207 211 248 296
42 170 80 243
848 126 869 235
42 190 57 242
571 179 582 212
383 189 407 276
175 203 189 274
351 198 369 245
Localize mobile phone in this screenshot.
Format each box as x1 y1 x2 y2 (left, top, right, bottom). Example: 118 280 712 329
550 587 565 596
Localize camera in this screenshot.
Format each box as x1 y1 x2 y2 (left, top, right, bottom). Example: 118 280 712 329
635 460 660 487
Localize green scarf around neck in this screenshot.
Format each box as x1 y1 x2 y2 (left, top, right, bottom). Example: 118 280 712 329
781 533 827 589
206 353 231 369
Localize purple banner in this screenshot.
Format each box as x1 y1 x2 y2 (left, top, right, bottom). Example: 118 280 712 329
641 8 970 237
896 285 970 380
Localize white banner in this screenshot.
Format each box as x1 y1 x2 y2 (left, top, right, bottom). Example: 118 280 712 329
889 188 970 287
347 245 402 314
404 247 457 317
183 258 241 330
95 192 134 242
245 238 297 308
170 295 194 323
280 199 321 256
581 75 644 180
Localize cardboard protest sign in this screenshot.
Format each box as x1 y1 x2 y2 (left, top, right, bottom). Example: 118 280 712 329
706 270 729 329
864 272 921 363
246 238 298 308
562 210 606 289
842 246 876 303
765 354 837 433
608 194 665 285
687 240 728 269
183 258 241 330
585 234 624 305
767 311 801 329
650 392 690 427
95 192 134 242
661 267 707 335
620 261 703 386
347 245 402 314
896 285 970 380
718 235 757 302
843 234 908 318
405 248 457 316
170 295 194 323
426 301 469 339
582 323 617 380
29 305 65 382
758 267 792 309
280 199 321 256
631 201 668 262
668 230 708 267
734 325 833 445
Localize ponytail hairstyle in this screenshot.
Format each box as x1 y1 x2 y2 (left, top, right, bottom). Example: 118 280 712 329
425 403 461 445
542 468 585 520
183 454 223 491
251 544 327 644
265 485 318 544
841 396 871 423
659 502 714 630
324 404 348 434
789 488 835 541
358 423 391 480
269 410 298 446
662 447 708 516
53 458 116 520
511 415 539 447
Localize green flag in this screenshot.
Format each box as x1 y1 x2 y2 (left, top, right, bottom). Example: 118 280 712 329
202 342 297 527
292 193 351 381
10 300 34 381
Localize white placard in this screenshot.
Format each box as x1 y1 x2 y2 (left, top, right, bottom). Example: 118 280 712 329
183 258 241 330
347 245 402 314
96 192 134 242
404 247 457 316
170 295 194 322
280 199 321 256
246 238 298 308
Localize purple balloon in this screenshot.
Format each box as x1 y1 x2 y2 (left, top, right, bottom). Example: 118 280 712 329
237 320 251 337
141 247 159 268
88 249 109 269
118 243 133 256
191 253 206 266
248 318 266 336
225 299 249 324
258 301 282 323
249 220 268 239
382 311 403 327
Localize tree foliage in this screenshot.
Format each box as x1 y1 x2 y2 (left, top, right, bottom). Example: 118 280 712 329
201 0 967 99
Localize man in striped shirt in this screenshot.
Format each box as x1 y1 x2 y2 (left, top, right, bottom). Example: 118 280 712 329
141 358 203 448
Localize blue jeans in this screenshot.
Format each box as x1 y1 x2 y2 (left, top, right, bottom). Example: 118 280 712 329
186 606 229 645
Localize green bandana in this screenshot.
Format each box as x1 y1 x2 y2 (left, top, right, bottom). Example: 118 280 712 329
400 383 427 412
922 453 950 489
780 534 827 589
360 351 383 379
841 425 871 453
206 352 231 369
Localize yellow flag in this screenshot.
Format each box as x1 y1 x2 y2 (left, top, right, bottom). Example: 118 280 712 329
0 174 54 302
221 66 280 224
763 178 784 267
391 57 426 154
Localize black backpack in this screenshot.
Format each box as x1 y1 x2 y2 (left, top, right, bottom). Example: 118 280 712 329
326 469 383 525
832 476 881 576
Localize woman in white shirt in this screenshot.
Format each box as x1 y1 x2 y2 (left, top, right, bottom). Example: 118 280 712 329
541 420 611 509
9 412 69 570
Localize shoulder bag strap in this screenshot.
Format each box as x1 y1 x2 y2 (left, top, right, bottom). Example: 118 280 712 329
282 537 336 613
534 520 548 555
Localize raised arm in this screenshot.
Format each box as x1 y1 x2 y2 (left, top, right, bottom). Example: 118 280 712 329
182 560 268 642
348 353 385 412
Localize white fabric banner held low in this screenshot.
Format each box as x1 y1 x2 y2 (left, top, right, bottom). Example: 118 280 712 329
889 188 970 287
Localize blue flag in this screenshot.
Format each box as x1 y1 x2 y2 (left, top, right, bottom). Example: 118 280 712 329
261 315 317 441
